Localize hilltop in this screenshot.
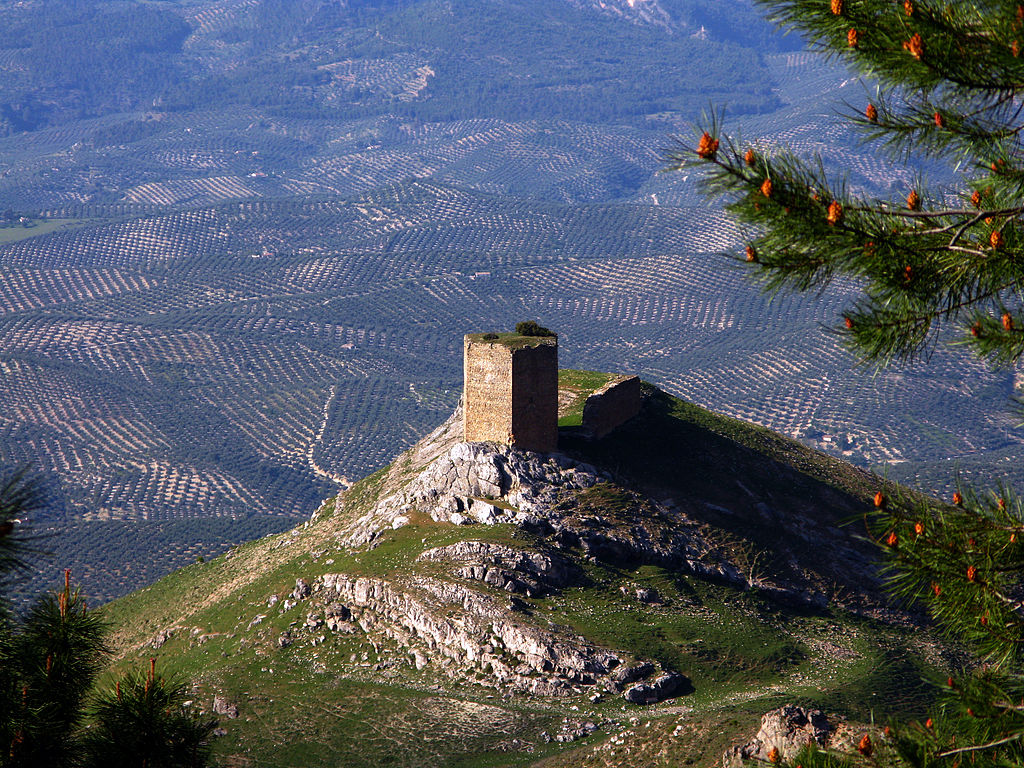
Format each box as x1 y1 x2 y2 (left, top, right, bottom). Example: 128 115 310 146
100 373 946 767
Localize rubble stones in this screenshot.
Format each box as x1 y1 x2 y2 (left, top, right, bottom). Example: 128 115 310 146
212 695 239 719
150 629 174 649
541 720 600 744
635 587 660 603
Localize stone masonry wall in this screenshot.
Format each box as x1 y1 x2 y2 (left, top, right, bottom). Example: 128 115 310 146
511 342 558 452
581 375 641 439
463 335 558 453
464 339 514 445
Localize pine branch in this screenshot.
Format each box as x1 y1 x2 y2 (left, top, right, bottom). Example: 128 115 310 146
935 731 1024 757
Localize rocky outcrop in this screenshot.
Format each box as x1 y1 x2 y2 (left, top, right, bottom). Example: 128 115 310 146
212 695 239 720
334 427 749 585
291 578 312 600
338 440 606 547
331 409 834 610
622 672 690 704
417 541 576 596
300 398 890 704
320 573 620 694
149 628 174 649
610 661 655 689
722 705 836 767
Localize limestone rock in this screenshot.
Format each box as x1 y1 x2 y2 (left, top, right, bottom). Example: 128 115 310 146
418 540 575 596
324 602 351 632
611 661 654 690
291 579 312 601
320 573 620 694
212 695 239 720
150 629 174 649
722 705 835 767
623 672 690 704
335 438 605 547
635 587 660 603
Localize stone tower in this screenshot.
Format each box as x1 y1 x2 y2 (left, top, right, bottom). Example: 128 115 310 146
463 332 558 453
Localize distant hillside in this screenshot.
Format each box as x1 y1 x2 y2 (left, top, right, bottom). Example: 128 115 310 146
0 0 1016 607
0 0 782 139
100 376 942 767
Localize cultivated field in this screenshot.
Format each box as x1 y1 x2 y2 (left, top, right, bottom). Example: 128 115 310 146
0 17 1007 601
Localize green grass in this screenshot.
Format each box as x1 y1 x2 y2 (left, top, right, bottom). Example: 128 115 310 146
465 332 558 350
0 218 88 243
98 517 571 767
542 563 806 693
557 369 614 427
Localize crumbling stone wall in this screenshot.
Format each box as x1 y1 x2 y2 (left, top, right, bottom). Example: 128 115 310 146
581 375 641 439
463 334 558 452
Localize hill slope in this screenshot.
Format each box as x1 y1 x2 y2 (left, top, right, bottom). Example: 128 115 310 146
100 375 943 767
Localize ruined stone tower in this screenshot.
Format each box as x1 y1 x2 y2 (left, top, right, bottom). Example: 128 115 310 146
463 332 558 453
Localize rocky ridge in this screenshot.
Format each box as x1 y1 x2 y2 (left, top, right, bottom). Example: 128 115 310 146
280 399 892 701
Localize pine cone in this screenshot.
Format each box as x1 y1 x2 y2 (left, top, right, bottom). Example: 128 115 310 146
903 33 924 60
826 200 843 225
696 131 719 159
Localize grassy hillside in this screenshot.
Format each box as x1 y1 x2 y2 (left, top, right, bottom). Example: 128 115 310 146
97 378 945 767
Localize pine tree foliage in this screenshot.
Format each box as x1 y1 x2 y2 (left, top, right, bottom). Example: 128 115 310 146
81 660 218 768
0 472 217 767
670 0 1024 366
865 489 1024 767
0 468 40 581
4 572 109 767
